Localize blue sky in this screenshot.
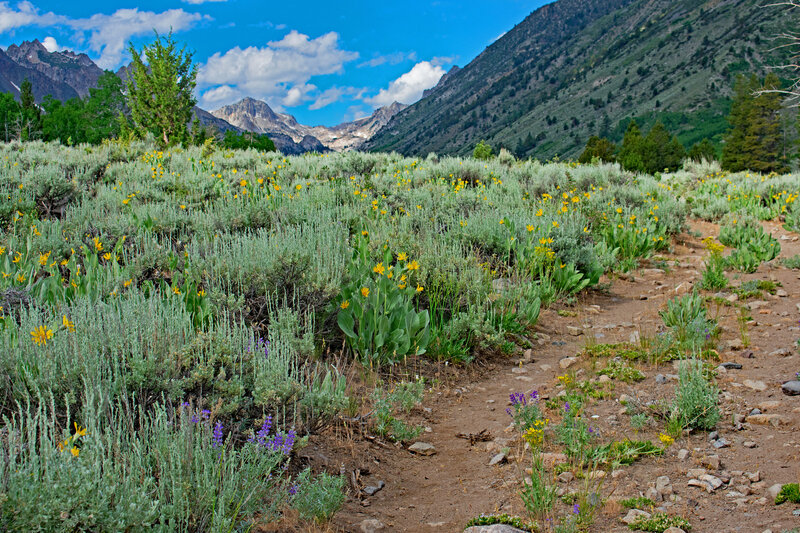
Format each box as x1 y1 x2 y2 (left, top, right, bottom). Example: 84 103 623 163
0 0 549 125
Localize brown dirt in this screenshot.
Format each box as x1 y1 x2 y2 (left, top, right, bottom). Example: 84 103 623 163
316 220 800 533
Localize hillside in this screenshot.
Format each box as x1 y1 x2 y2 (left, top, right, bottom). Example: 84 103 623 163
365 0 791 158
211 98 407 152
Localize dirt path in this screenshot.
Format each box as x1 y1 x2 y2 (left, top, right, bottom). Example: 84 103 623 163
331 220 800 533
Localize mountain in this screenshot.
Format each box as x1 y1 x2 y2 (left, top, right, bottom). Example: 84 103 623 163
5 40 104 98
211 97 407 152
0 45 80 102
365 0 791 158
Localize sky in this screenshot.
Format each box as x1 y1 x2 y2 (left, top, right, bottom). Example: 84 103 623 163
0 0 550 125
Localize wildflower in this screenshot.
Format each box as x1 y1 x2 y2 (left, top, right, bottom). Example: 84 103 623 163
172 286 181 295
289 484 299 496
573 503 580 515
73 422 87 437
102 252 111 261
62 315 75 333
12 252 21 263
240 179 247 187
70 446 80 457
407 260 420 270
552 221 559 228
361 230 369 237
180 204 186 209
397 252 408 261
340 300 350 309
16 273 25 283
38 252 51 266
509 392 527 406
373 262 386 276
200 409 211 420
658 433 674 446
416 284 424 293
124 279 133 288
526 225 534 232
31 325 53 346
212 422 224 448
360 287 370 297
295 184 302 190
564 402 570 412
93 237 103 251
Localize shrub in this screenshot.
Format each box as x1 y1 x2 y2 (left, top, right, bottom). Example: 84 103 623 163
673 359 719 431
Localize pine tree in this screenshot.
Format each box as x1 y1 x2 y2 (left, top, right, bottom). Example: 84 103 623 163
619 120 645 172
745 72 786 173
722 74 758 172
688 138 717 162
19 78 41 141
578 136 616 164
126 32 197 147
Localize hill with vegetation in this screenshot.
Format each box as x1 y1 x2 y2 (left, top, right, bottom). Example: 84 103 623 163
366 0 792 159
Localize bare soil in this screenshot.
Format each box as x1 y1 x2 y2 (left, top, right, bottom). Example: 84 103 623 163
312 220 800 533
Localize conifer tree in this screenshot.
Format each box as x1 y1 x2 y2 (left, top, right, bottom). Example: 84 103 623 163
688 138 717 162
745 72 786 173
578 136 616 164
19 78 41 141
619 120 645 172
126 32 197 147
722 74 757 172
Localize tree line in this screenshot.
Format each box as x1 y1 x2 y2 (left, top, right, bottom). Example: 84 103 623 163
0 33 274 151
578 72 793 173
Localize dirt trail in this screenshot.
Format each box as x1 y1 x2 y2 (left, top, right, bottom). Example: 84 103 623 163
331 220 800 533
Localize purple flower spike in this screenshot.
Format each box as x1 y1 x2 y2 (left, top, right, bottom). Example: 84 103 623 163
564 402 570 412
530 390 539 401
212 421 224 448
573 503 580 514
200 409 211 420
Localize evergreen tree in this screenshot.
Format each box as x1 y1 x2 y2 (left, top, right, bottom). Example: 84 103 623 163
19 78 41 141
515 132 535 158
578 136 616 164
722 74 759 172
688 138 717 162
641 121 672 173
618 120 645 172
126 32 197 147
744 72 786 173
85 71 125 144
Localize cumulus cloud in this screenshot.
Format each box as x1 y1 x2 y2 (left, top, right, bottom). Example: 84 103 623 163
182 0 227 4
0 1 62 33
42 35 59 51
69 9 207 68
197 30 358 109
308 86 364 110
365 61 445 108
0 3 206 68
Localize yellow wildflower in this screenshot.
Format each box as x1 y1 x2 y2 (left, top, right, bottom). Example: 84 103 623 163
360 287 370 298
340 300 350 309
373 262 386 276
31 325 53 346
62 315 75 333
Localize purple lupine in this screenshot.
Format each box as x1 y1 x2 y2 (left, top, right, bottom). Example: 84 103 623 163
509 392 526 406
212 421 224 448
191 414 199 424
281 429 296 455
573 503 580 514
256 416 273 447
200 409 211 420
530 390 539 401
288 484 299 496
564 402 570 412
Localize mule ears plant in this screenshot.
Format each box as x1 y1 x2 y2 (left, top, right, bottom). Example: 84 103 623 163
126 30 198 147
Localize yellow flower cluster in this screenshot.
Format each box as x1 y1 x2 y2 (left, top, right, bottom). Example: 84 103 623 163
522 418 549 447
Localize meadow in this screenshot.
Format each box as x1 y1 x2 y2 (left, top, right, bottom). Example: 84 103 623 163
1 140 798 531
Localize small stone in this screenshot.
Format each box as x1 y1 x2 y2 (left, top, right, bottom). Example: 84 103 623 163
769 348 790 357
746 471 761 483
743 441 757 449
699 474 724 491
712 438 731 449
782 380 800 396
511 367 528 374
747 300 769 310
727 339 744 350
621 509 651 525
749 408 762 416
663 528 686 533
720 362 743 370
708 431 719 441
767 484 783 500
776 289 788 297
677 449 689 460
489 452 507 466
363 481 386 496
701 455 720 470
559 357 579 369
598 374 612 383
645 487 661 502
758 401 781 411
566 326 581 336
557 471 575 483
743 380 767 392
726 294 739 303
359 519 385 532
687 468 707 478
655 374 667 384
408 442 437 456
656 475 673 496
629 331 641 343
746 414 789 426
541 452 568 467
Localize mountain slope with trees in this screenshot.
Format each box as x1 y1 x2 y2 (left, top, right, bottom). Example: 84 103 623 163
366 0 792 159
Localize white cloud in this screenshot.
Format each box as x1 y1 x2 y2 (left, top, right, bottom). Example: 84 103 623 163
0 1 62 33
308 86 363 110
69 9 207 68
201 85 242 106
365 61 445 108
41 35 58 51
357 51 416 68
198 30 358 109
0 3 206 68
182 0 227 4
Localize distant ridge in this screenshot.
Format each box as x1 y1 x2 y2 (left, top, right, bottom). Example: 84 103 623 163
365 0 789 158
